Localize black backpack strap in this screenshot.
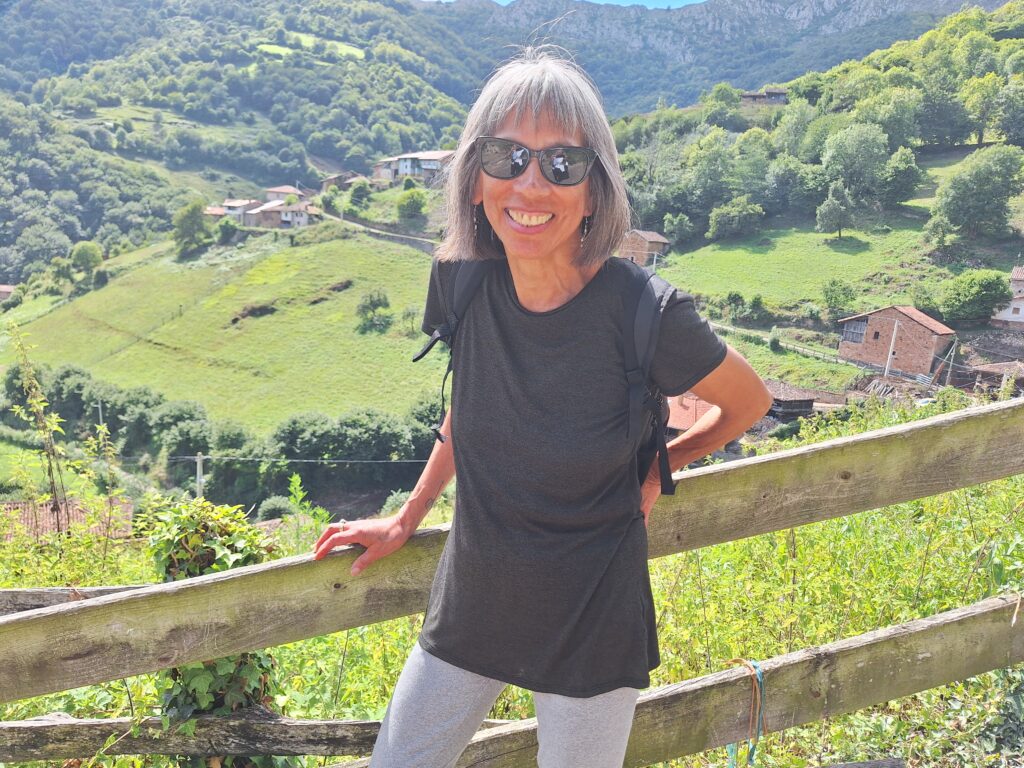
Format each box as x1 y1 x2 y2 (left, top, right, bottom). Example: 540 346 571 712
622 261 676 496
412 258 493 441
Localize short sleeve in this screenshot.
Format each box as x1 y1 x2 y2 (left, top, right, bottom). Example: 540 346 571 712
649 289 728 396
421 258 451 336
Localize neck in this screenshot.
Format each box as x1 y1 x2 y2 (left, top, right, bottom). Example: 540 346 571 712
506 253 601 313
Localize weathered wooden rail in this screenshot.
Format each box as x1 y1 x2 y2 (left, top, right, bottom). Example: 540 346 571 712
2 398 1023 764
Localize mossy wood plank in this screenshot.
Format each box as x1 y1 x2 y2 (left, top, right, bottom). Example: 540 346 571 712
0 529 446 703
0 713 509 760
2 400 1022 702
2 597 1019 764
647 397 1024 558
0 586 143 615
0 711 378 761
455 594 1024 767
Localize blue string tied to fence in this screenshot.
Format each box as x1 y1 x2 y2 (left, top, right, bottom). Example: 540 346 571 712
724 658 766 767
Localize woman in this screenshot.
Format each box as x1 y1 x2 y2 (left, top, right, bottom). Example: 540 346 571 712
314 48 772 767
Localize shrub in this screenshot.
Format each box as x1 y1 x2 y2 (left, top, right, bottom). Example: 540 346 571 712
396 188 427 220
216 216 238 245
402 176 418 190
349 180 371 209
356 288 393 333
142 496 285 749
257 495 295 521
940 269 1013 326
706 196 763 240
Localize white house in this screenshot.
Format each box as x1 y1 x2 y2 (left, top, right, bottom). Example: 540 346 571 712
991 265 1024 330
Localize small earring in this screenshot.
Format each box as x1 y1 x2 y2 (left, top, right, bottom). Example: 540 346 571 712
473 204 479 239
580 216 592 245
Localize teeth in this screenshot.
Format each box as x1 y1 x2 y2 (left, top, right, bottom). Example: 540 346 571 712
508 210 553 227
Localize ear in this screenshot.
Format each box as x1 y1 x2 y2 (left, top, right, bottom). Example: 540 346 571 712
471 174 483 206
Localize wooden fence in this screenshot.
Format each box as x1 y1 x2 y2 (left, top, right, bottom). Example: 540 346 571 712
2 398 1024 765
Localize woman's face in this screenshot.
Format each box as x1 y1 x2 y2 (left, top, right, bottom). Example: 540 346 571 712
473 109 593 267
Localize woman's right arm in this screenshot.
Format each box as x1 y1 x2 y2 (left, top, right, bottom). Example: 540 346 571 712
312 409 455 576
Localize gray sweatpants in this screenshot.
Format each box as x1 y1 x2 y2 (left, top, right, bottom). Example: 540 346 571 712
369 642 639 768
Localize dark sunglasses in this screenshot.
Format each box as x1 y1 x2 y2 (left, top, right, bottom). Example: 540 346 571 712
475 136 599 186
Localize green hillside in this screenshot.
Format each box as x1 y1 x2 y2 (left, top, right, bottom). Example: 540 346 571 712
4 229 446 433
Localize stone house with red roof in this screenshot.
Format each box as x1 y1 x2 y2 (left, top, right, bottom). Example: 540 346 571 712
619 230 670 268
990 266 1024 330
837 306 957 378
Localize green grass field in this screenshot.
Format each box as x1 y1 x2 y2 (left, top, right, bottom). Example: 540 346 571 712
660 145 1024 314
346 185 445 237
723 334 863 392
1 230 445 433
658 214 950 311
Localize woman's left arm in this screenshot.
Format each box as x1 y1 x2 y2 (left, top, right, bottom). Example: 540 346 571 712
640 344 773 522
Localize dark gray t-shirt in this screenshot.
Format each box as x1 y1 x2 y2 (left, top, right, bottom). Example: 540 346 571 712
418 256 727 697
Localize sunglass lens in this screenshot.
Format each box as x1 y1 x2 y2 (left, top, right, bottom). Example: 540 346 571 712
480 139 526 179
544 148 592 185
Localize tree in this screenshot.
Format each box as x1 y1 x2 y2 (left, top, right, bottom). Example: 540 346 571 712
700 82 744 130
918 82 973 147
663 212 694 245
879 147 924 207
356 288 392 333
682 127 734 218
69 240 103 275
821 278 856 315
854 87 923 151
172 199 212 255
939 269 1013 325
730 128 772 203
706 196 764 241
396 188 427 220
821 123 889 200
960 72 1005 145
997 77 1024 147
815 183 854 239
349 180 371 209
932 145 1024 237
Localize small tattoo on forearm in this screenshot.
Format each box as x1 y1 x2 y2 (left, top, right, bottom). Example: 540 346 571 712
423 496 436 511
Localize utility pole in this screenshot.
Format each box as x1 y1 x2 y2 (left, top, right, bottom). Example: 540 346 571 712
883 318 900 378
945 341 957 387
94 400 103 427
195 453 205 498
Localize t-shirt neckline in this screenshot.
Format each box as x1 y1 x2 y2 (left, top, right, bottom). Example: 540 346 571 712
501 259 609 318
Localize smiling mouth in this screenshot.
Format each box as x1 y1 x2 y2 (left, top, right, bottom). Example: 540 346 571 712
506 209 553 227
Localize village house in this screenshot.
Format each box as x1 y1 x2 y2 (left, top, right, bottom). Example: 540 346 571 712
223 199 262 220
320 171 360 195
372 150 454 186
264 185 307 202
740 88 788 105
0 285 15 301
971 360 1024 393
837 306 957 378
990 265 1024 330
619 230 670 268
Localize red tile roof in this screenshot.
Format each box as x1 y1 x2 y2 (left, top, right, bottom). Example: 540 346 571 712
203 206 226 216
2 500 134 541
630 230 670 244
265 185 305 196
1012 266 1024 281
838 306 955 336
972 360 1024 376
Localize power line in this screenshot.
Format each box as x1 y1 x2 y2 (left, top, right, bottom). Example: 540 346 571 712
167 455 427 465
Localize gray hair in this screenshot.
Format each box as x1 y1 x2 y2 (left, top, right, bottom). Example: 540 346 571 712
435 47 631 267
